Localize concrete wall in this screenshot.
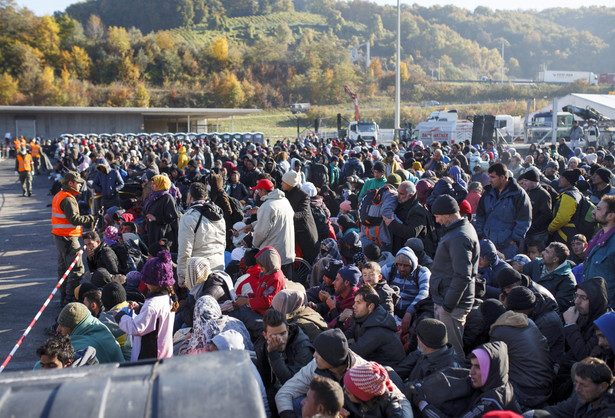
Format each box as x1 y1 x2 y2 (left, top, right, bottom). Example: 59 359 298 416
0 112 143 139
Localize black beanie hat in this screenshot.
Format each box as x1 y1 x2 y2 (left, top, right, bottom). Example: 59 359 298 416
431 195 459 215
313 329 349 368
506 286 536 311
480 298 507 328
519 169 539 183
416 318 448 349
363 243 382 261
561 168 581 186
323 259 344 281
148 238 170 257
595 167 613 184
102 282 127 310
495 267 523 289
91 268 112 288
374 161 386 173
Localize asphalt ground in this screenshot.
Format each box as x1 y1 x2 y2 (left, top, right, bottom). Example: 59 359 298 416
0 156 60 371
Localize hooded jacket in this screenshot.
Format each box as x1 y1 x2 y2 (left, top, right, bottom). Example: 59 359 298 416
348 305 406 367
249 247 286 315
285 185 319 263
489 311 553 408
177 146 189 170
563 276 609 365
524 258 576 312
286 306 328 342
340 156 365 179
177 201 226 284
70 313 124 364
87 241 120 275
421 341 520 418
381 247 430 315
478 240 510 299
526 183 553 235
549 186 582 242
475 177 531 255
253 189 296 265
430 218 479 312
395 345 463 383
359 184 398 251
92 163 124 198
583 226 615 307
540 385 615 417
389 192 438 256
529 293 565 365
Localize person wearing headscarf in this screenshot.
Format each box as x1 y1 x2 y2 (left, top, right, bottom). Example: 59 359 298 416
182 295 253 355
272 289 328 342
143 174 179 252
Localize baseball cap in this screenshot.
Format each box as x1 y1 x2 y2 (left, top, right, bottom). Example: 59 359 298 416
252 179 274 191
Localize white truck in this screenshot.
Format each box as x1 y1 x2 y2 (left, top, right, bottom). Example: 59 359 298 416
414 109 473 145
538 70 598 86
348 120 379 142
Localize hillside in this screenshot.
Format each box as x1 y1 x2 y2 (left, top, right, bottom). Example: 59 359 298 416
0 0 611 114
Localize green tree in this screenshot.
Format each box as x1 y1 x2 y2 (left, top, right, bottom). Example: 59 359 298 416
215 72 245 107
0 72 19 105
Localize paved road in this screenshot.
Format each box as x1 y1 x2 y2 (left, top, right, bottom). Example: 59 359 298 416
0 157 60 371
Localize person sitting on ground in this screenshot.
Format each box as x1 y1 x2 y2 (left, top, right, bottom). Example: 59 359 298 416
255 309 314 409
307 258 343 310
99 282 131 361
83 230 120 275
271 289 328 343
508 254 531 273
594 311 615 370
36 335 98 369
56 302 124 364
413 341 521 417
478 239 511 299
363 242 396 269
523 241 576 312
322 265 361 330
344 361 410 418
568 233 588 266
346 284 406 367
395 318 463 385
526 357 615 417
404 237 434 270
82 289 104 318
381 247 430 334
361 261 398 316
300 376 344 418
275 328 411 418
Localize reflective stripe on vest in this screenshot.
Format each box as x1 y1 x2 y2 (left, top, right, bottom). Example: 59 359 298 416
51 190 82 237
30 144 40 158
17 154 32 172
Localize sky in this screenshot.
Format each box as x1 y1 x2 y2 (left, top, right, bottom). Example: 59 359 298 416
14 0 615 16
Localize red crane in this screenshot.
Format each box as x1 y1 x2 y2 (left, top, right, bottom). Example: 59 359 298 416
344 85 360 122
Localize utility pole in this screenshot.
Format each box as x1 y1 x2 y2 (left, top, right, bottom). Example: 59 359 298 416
438 59 441 81
395 0 400 129
501 40 504 84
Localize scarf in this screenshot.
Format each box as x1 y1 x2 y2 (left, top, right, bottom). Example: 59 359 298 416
586 225 615 260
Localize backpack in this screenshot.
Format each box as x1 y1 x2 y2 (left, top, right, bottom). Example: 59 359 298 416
111 241 144 274
311 204 330 241
573 195 598 240
227 196 245 225
309 163 329 188
358 185 395 227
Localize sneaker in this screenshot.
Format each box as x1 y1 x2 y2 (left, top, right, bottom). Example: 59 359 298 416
27 192 32 197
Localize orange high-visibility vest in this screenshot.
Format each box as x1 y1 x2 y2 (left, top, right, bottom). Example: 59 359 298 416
13 139 20 150
51 190 82 237
16 153 32 172
30 143 40 158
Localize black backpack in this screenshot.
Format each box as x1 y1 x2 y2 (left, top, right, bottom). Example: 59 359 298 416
193 202 224 232
311 205 330 241
111 241 144 274
227 196 245 225
572 195 598 240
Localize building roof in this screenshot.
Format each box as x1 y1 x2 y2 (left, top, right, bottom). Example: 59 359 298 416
536 94 615 120
0 106 261 119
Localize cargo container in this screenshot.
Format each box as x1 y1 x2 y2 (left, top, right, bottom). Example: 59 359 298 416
538 71 598 86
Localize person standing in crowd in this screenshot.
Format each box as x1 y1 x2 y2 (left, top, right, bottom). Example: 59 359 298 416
549 168 583 244
52 172 96 306
29 138 42 175
143 174 179 252
518 168 552 246
177 182 226 286
475 163 532 259
15 144 33 196
569 120 584 151
584 196 615 307
429 195 479 356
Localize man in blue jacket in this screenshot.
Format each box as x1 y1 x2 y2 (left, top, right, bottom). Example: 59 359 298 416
475 163 532 260
584 195 615 307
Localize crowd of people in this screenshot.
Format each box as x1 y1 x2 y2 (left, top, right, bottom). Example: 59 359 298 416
14 129 615 417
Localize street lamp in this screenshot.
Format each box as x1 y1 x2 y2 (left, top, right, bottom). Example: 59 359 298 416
395 0 400 130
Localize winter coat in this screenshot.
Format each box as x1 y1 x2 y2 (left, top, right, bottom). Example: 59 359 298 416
388 193 438 256
527 184 553 235
177 202 226 285
426 178 468 208
248 247 286 316
286 306 328 342
359 184 398 251
253 189 295 265
563 276 609 365
395 345 462 383
344 386 411 418
69 313 124 364
285 185 319 263
92 164 124 199
87 242 120 275
478 240 510 299
530 293 565 365
549 186 582 243
421 341 520 418
347 305 406 367
340 157 365 179
254 324 314 388
359 177 386 201
583 226 615 307
490 311 553 408
228 181 250 203
539 387 615 418
524 258 576 312
475 177 532 258
382 247 430 316
373 280 398 316
430 218 479 312
143 191 179 250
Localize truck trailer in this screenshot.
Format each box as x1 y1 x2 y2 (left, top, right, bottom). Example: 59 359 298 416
538 71 598 86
